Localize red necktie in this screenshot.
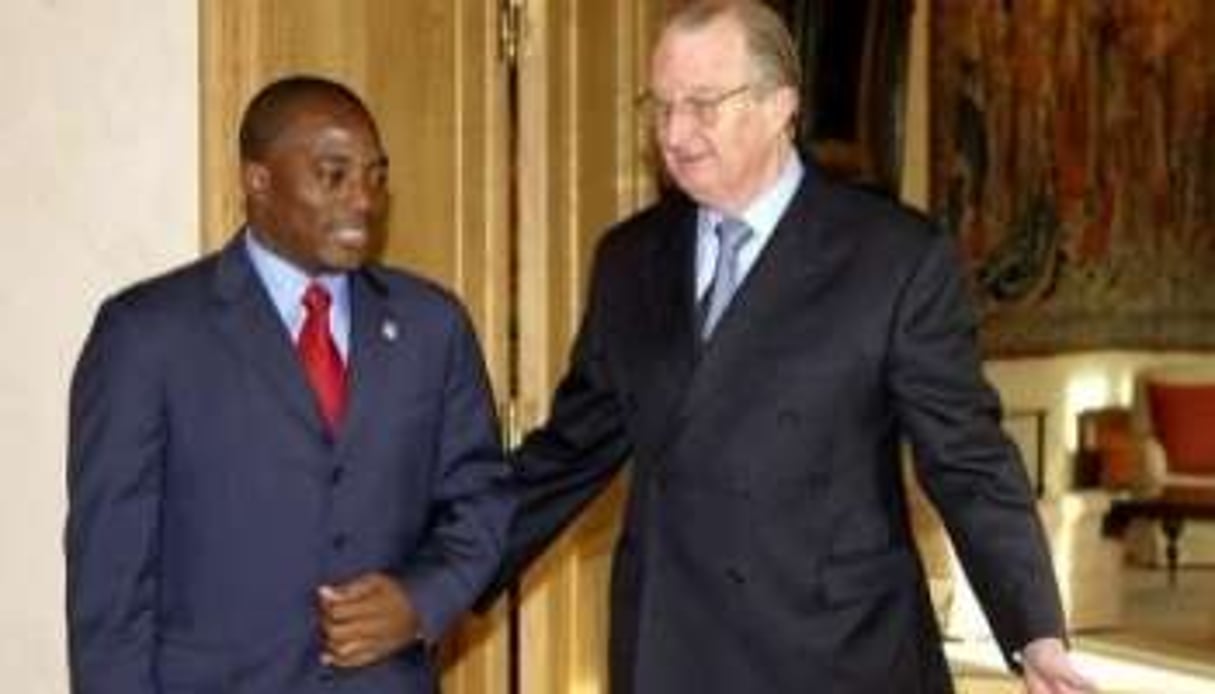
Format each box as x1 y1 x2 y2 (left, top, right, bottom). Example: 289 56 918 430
298 282 347 433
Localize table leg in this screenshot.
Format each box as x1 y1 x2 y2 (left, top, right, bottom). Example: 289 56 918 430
1161 515 1185 588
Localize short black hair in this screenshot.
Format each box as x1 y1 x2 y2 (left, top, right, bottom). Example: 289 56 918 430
238 75 374 161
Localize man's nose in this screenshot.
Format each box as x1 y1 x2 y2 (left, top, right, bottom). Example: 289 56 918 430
658 107 698 148
345 177 379 215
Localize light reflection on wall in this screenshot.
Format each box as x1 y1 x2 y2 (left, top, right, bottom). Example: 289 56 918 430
1062 371 1117 456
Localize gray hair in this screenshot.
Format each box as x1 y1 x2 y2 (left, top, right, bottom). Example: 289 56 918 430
665 0 801 91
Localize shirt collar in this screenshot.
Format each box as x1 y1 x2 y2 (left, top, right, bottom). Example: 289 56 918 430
242 228 350 347
698 151 804 245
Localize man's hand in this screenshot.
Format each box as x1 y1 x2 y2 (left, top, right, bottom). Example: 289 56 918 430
1021 637 1097 693
317 572 421 669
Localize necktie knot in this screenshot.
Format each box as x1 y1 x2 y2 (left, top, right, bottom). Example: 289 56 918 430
302 282 332 313
715 217 753 254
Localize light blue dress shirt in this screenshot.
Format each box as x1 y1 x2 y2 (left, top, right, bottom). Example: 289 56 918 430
695 153 805 300
243 229 351 362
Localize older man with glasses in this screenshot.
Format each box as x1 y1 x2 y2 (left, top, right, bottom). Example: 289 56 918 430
488 1 1094 692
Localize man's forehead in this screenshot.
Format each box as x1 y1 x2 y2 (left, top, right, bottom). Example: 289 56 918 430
313 146 391 169
285 99 374 132
269 108 380 153
651 20 751 90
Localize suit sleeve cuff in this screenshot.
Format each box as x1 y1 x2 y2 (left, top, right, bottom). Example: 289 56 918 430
398 564 469 641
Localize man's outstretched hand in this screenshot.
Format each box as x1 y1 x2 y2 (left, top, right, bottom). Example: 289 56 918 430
1021 637 1097 694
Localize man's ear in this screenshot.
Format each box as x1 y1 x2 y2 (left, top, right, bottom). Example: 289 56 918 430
772 84 799 130
242 161 271 198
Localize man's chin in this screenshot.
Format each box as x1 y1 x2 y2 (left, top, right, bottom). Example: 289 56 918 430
672 180 721 207
320 247 369 272
324 230 374 267
665 167 714 196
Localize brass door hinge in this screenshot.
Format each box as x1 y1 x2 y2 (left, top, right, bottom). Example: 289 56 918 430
499 0 525 67
500 398 523 449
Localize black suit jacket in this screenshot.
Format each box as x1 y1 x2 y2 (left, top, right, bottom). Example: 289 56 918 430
501 164 1064 693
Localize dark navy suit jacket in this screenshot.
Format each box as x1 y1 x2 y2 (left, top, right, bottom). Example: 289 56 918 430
497 163 1064 693
66 236 512 693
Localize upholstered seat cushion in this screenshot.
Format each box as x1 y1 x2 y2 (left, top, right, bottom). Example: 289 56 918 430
1146 382 1215 475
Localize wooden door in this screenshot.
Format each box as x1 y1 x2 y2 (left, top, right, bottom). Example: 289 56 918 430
201 2 511 693
513 1 661 692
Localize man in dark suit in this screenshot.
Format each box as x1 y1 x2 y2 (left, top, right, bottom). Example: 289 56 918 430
495 2 1093 692
66 76 512 692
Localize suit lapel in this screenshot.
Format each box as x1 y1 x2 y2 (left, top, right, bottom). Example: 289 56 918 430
209 235 322 433
674 166 841 430
641 196 699 439
335 268 397 452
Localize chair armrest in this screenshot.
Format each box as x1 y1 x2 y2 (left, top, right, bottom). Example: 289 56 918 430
1161 474 1215 489
1135 437 1169 496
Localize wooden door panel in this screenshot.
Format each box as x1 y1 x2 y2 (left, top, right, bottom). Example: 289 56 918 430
515 1 660 692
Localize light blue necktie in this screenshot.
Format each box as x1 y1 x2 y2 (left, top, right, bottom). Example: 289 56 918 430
701 217 753 340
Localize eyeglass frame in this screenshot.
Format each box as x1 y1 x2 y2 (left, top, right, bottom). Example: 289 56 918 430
635 84 758 129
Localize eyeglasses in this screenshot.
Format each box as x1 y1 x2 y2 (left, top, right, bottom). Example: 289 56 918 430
636 84 754 128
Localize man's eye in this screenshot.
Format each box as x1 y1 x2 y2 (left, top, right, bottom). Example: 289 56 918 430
368 166 388 190
686 98 714 116
320 167 347 188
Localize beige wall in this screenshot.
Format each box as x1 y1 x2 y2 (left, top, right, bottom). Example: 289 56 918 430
0 1 197 690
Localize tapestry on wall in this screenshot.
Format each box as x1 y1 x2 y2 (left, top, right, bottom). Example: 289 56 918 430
931 1 1215 355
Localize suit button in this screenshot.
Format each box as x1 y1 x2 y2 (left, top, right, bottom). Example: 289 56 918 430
725 567 747 586
330 466 344 486
807 471 830 491
777 409 800 428
332 533 348 550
